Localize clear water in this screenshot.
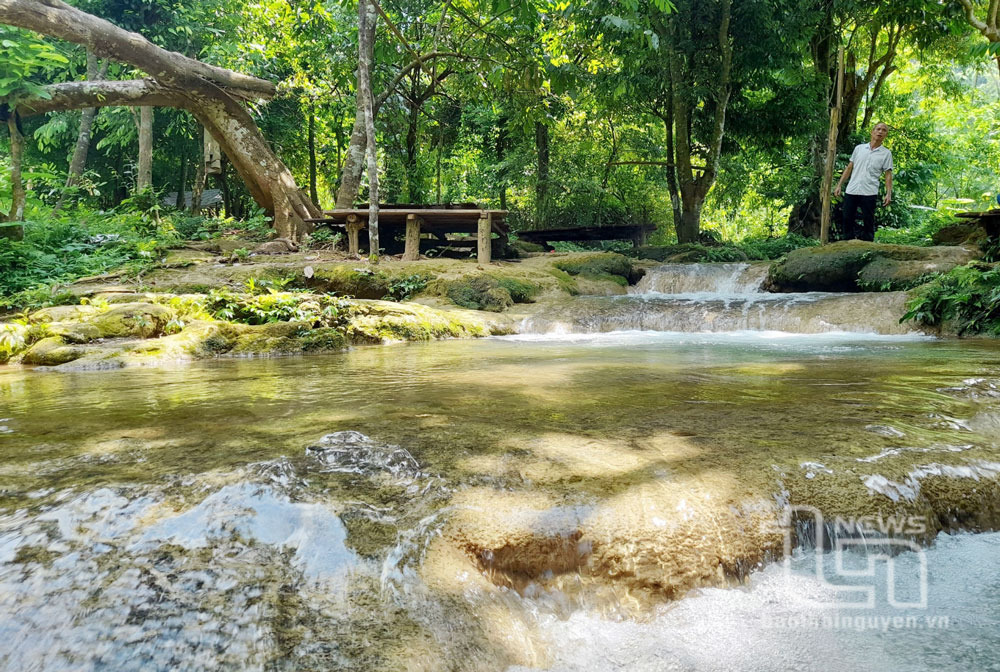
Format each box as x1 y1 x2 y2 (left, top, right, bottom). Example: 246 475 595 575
4 329 1000 670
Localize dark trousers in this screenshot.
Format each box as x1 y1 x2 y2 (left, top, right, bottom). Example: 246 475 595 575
842 193 877 241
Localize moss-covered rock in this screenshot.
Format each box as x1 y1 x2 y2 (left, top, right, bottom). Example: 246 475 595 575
305 266 427 300
229 321 311 356
28 304 102 323
553 253 644 285
20 336 90 366
765 240 978 292
511 239 548 255
87 303 176 338
439 273 542 312
49 322 104 344
346 300 495 343
932 223 989 247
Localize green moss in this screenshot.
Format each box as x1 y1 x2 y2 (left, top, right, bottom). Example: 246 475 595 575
511 239 548 255
20 336 88 365
88 303 175 338
445 275 514 312
306 266 432 300
553 253 642 285
546 267 580 295
494 276 540 303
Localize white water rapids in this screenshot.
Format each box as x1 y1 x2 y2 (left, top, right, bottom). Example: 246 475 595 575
521 263 916 335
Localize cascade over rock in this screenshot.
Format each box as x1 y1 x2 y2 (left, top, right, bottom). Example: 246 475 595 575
521 262 921 335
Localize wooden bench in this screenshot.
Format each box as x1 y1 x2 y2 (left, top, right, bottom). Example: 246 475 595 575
305 206 509 263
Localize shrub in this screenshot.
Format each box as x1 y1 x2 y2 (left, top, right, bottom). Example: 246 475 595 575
901 263 1000 335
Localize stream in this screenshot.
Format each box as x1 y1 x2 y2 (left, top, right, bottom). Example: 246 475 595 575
2 263 1000 671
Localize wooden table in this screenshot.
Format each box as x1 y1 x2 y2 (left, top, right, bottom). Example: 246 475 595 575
306 206 509 263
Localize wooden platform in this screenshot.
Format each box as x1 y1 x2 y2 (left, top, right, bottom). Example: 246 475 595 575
305 205 509 263
956 209 1000 233
517 224 655 249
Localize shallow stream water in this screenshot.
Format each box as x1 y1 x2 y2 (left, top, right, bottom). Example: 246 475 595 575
3 264 1000 670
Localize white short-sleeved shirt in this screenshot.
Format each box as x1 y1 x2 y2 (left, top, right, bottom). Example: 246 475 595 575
846 143 893 196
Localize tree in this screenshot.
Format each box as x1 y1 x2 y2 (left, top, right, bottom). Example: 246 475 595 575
955 0 1000 76
789 0 961 238
0 0 321 239
53 48 107 212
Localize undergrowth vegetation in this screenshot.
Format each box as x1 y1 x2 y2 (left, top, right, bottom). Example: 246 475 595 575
902 263 1000 335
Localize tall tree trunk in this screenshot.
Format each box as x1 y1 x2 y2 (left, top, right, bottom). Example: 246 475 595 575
219 157 232 217
5 115 25 223
358 0 379 256
308 105 318 205
497 117 507 210
190 122 206 213
136 105 153 192
336 111 367 208
665 0 732 244
436 124 443 203
535 120 549 227
405 93 420 202
175 148 188 208
335 2 376 210
1 0 320 239
54 50 106 212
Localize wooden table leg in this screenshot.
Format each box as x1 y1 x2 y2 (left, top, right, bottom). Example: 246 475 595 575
477 212 492 265
404 214 422 261
346 214 363 258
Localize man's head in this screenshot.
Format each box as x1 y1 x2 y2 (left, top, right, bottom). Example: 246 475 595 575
870 122 889 146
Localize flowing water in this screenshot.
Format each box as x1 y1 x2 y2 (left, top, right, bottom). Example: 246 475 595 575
2 264 1000 671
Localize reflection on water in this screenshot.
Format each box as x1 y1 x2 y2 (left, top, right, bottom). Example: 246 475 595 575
3 332 1000 670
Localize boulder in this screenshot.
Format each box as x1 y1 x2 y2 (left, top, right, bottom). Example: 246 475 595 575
931 223 989 247
253 238 298 255
87 303 175 338
765 240 979 292
20 336 90 366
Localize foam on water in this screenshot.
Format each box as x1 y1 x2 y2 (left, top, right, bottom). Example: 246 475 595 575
508 531 1000 672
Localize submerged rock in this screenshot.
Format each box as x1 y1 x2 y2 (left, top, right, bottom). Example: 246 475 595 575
307 431 422 479
765 240 978 292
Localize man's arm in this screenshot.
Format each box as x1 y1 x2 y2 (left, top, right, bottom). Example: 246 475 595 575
883 170 892 207
834 162 854 198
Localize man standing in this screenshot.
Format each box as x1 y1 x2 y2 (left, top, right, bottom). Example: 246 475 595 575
834 122 893 241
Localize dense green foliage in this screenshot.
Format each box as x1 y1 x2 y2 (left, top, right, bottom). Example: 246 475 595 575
903 263 1000 335
0 207 176 308
1 0 999 292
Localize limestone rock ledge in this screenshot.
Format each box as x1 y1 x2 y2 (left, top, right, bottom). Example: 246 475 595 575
4 297 513 370
766 240 979 293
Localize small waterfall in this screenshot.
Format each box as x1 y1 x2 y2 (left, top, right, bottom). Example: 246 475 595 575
523 262 920 335
631 262 770 296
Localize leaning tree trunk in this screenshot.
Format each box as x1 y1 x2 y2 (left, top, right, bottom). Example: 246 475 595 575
53 49 106 212
0 0 320 239
5 115 25 223
136 105 153 192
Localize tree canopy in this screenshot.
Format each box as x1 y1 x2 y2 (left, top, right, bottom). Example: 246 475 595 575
1 0 998 243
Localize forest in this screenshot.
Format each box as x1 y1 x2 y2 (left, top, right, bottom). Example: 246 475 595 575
0 0 999 308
